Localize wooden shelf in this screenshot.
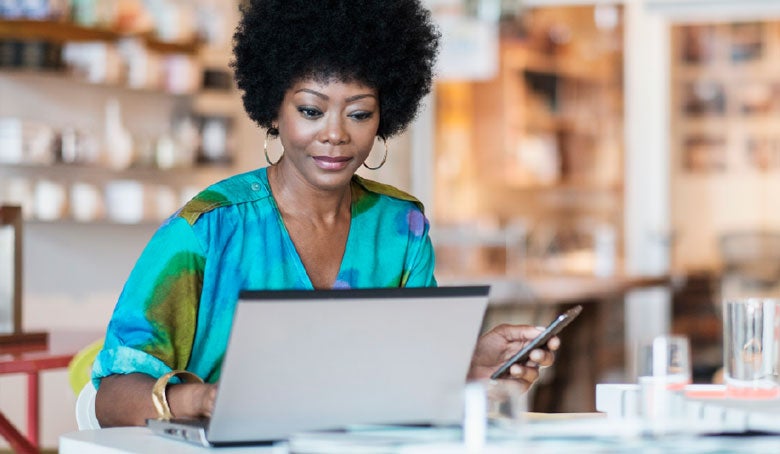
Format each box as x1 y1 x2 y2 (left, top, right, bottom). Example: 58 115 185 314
674 63 780 82
0 68 193 97
25 218 164 227
504 45 617 82
0 162 234 186
0 19 199 55
530 182 621 192
525 116 599 136
0 19 117 42
500 179 622 193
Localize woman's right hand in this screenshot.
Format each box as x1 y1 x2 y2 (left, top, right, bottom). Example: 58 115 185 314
168 382 218 418
96 373 217 427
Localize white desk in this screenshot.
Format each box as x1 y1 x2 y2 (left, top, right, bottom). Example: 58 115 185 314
60 424 780 453
60 427 287 453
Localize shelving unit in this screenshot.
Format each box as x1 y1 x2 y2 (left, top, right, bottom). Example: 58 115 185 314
670 19 780 270
0 162 233 184
497 41 621 188
432 5 624 278
0 69 191 96
0 16 241 225
0 19 199 54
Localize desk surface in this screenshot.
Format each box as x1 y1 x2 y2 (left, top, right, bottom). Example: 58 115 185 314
60 425 780 454
60 427 286 453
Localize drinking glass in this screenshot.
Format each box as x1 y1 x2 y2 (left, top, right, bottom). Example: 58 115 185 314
637 335 691 386
462 379 527 451
636 335 691 426
723 298 780 398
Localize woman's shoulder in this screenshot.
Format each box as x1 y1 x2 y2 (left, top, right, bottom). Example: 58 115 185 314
178 168 272 225
352 175 425 214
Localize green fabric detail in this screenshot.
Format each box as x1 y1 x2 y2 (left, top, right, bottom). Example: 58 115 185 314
350 182 377 216
400 269 411 287
179 190 230 225
144 252 204 370
352 175 425 214
208 358 223 383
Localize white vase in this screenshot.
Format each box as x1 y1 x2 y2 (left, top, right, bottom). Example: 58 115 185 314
103 98 134 170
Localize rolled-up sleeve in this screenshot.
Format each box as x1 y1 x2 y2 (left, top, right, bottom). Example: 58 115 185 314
92 216 206 388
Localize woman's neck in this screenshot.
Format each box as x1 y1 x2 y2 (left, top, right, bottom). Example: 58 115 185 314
267 163 352 223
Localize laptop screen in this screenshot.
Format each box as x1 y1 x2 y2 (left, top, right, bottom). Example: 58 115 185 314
204 286 490 444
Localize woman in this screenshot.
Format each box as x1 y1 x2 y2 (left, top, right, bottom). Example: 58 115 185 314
94 0 559 427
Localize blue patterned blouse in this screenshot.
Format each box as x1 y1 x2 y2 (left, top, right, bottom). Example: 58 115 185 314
92 167 437 386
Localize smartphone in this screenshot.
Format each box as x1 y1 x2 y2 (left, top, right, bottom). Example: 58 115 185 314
490 305 583 380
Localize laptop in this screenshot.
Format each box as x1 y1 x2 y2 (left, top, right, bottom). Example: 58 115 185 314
147 285 490 446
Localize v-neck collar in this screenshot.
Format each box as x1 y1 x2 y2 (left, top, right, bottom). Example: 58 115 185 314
259 168 355 289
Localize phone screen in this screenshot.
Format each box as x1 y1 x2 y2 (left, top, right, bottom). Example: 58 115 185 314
490 305 583 380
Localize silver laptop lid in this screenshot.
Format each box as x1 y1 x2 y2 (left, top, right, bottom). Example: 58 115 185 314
207 286 490 444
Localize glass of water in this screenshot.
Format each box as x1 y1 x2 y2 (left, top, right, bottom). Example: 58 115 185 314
462 379 527 450
723 298 780 399
636 335 691 428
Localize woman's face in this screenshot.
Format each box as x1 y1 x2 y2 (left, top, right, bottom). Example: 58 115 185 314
274 78 380 192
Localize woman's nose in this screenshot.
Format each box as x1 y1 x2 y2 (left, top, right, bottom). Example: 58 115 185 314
321 116 348 145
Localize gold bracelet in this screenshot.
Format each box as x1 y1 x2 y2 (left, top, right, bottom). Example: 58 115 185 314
151 370 204 420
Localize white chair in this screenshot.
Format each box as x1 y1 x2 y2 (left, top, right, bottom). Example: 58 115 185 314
75 381 101 430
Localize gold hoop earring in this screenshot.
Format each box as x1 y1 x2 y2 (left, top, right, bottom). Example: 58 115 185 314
264 134 284 166
363 138 388 170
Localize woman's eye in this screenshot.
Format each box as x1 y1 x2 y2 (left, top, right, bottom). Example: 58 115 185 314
350 111 374 121
298 107 322 118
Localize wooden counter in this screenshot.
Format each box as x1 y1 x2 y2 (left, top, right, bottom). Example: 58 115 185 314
440 272 676 306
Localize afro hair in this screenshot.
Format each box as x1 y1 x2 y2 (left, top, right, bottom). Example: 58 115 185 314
231 0 440 139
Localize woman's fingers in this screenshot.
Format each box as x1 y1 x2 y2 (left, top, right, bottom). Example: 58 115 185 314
529 348 555 367
508 362 539 386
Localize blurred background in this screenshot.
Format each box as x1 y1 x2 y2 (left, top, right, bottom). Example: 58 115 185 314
4 0 780 449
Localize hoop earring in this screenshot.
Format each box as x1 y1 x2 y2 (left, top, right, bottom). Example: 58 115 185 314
264 134 284 166
363 138 388 170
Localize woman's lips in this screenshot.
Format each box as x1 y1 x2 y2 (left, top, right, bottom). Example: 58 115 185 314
313 156 351 171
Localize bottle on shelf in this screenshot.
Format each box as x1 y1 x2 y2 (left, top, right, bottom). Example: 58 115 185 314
103 97 134 170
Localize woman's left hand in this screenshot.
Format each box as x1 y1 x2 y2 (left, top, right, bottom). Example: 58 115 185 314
467 324 559 389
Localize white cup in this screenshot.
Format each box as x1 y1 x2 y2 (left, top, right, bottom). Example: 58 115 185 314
104 180 144 224
33 180 67 221
0 117 23 164
70 182 103 222
723 298 780 399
